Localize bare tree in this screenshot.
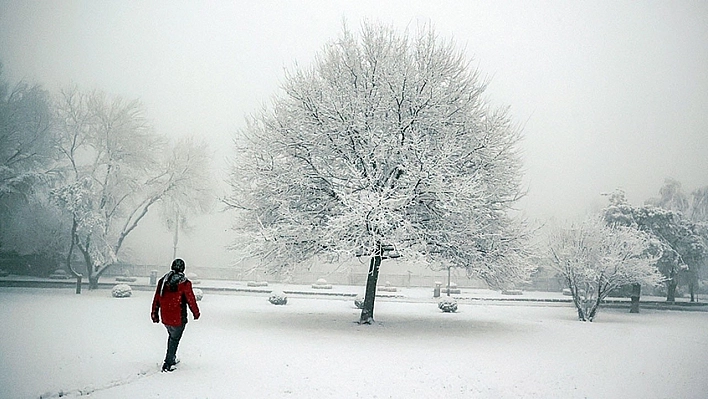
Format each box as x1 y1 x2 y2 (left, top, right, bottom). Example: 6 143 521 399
52 87 214 288
548 217 661 321
159 137 216 259
227 22 531 323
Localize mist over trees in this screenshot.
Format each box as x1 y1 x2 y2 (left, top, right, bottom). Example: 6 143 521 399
0 65 65 274
602 181 708 302
0 68 215 288
50 88 216 288
226 22 532 323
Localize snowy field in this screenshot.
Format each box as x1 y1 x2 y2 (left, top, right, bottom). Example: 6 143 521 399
2 288 708 399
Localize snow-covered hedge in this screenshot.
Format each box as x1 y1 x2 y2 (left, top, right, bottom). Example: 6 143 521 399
312 278 332 289
247 281 268 287
438 298 458 313
377 281 397 292
49 269 70 279
111 284 132 298
193 288 204 301
501 289 523 295
268 292 287 305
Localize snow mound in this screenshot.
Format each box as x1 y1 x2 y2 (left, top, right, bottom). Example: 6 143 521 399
111 284 132 298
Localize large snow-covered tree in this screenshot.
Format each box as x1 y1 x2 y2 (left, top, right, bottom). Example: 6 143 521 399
548 217 661 322
0 66 56 203
603 189 705 302
51 87 214 288
227 22 531 323
0 65 65 266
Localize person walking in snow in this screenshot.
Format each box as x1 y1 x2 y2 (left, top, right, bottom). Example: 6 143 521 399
151 258 200 372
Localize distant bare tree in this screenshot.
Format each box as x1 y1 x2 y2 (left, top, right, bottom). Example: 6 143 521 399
159 137 216 259
226 22 531 323
645 178 689 214
52 87 214 288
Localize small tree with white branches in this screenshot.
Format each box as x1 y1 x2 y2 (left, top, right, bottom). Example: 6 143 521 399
548 217 662 321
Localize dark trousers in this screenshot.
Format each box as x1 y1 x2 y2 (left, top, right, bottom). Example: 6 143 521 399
164 324 185 365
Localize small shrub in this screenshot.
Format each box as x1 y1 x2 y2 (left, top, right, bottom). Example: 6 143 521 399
438 298 458 313
193 288 204 301
354 295 365 309
111 284 132 298
268 292 288 305
0 269 8 277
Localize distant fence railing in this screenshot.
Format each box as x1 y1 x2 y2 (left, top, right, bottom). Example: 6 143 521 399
103 263 565 291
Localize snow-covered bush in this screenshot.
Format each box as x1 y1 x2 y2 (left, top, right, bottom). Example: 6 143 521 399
548 217 662 321
354 295 365 309
0 269 8 277
111 284 132 298
49 269 69 279
501 289 523 295
115 275 136 282
377 281 397 292
312 278 332 289
268 292 287 305
193 288 204 301
247 281 268 287
438 298 458 313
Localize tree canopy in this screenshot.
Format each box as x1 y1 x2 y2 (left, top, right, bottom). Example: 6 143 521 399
227 22 531 288
603 189 705 301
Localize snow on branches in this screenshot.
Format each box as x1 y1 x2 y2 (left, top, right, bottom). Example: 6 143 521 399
547 217 662 321
227 22 531 286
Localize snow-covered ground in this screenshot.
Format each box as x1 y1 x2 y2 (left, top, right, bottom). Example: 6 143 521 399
1 288 707 399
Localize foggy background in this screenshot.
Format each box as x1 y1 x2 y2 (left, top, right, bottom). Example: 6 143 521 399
1 0 706 268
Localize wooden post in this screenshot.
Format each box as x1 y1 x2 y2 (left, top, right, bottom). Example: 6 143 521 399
630 283 641 313
75 274 82 294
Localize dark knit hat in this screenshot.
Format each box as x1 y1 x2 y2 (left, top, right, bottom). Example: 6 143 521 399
171 258 185 273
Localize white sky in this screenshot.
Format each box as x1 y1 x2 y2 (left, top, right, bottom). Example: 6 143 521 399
1 0 707 265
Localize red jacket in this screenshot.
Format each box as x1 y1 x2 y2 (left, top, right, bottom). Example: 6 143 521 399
151 273 200 326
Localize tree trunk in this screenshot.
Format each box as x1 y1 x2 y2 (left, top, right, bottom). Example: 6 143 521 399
359 254 382 324
66 218 82 278
77 244 98 290
172 210 179 259
88 275 99 290
689 271 696 303
630 283 641 313
587 297 602 322
666 279 677 303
